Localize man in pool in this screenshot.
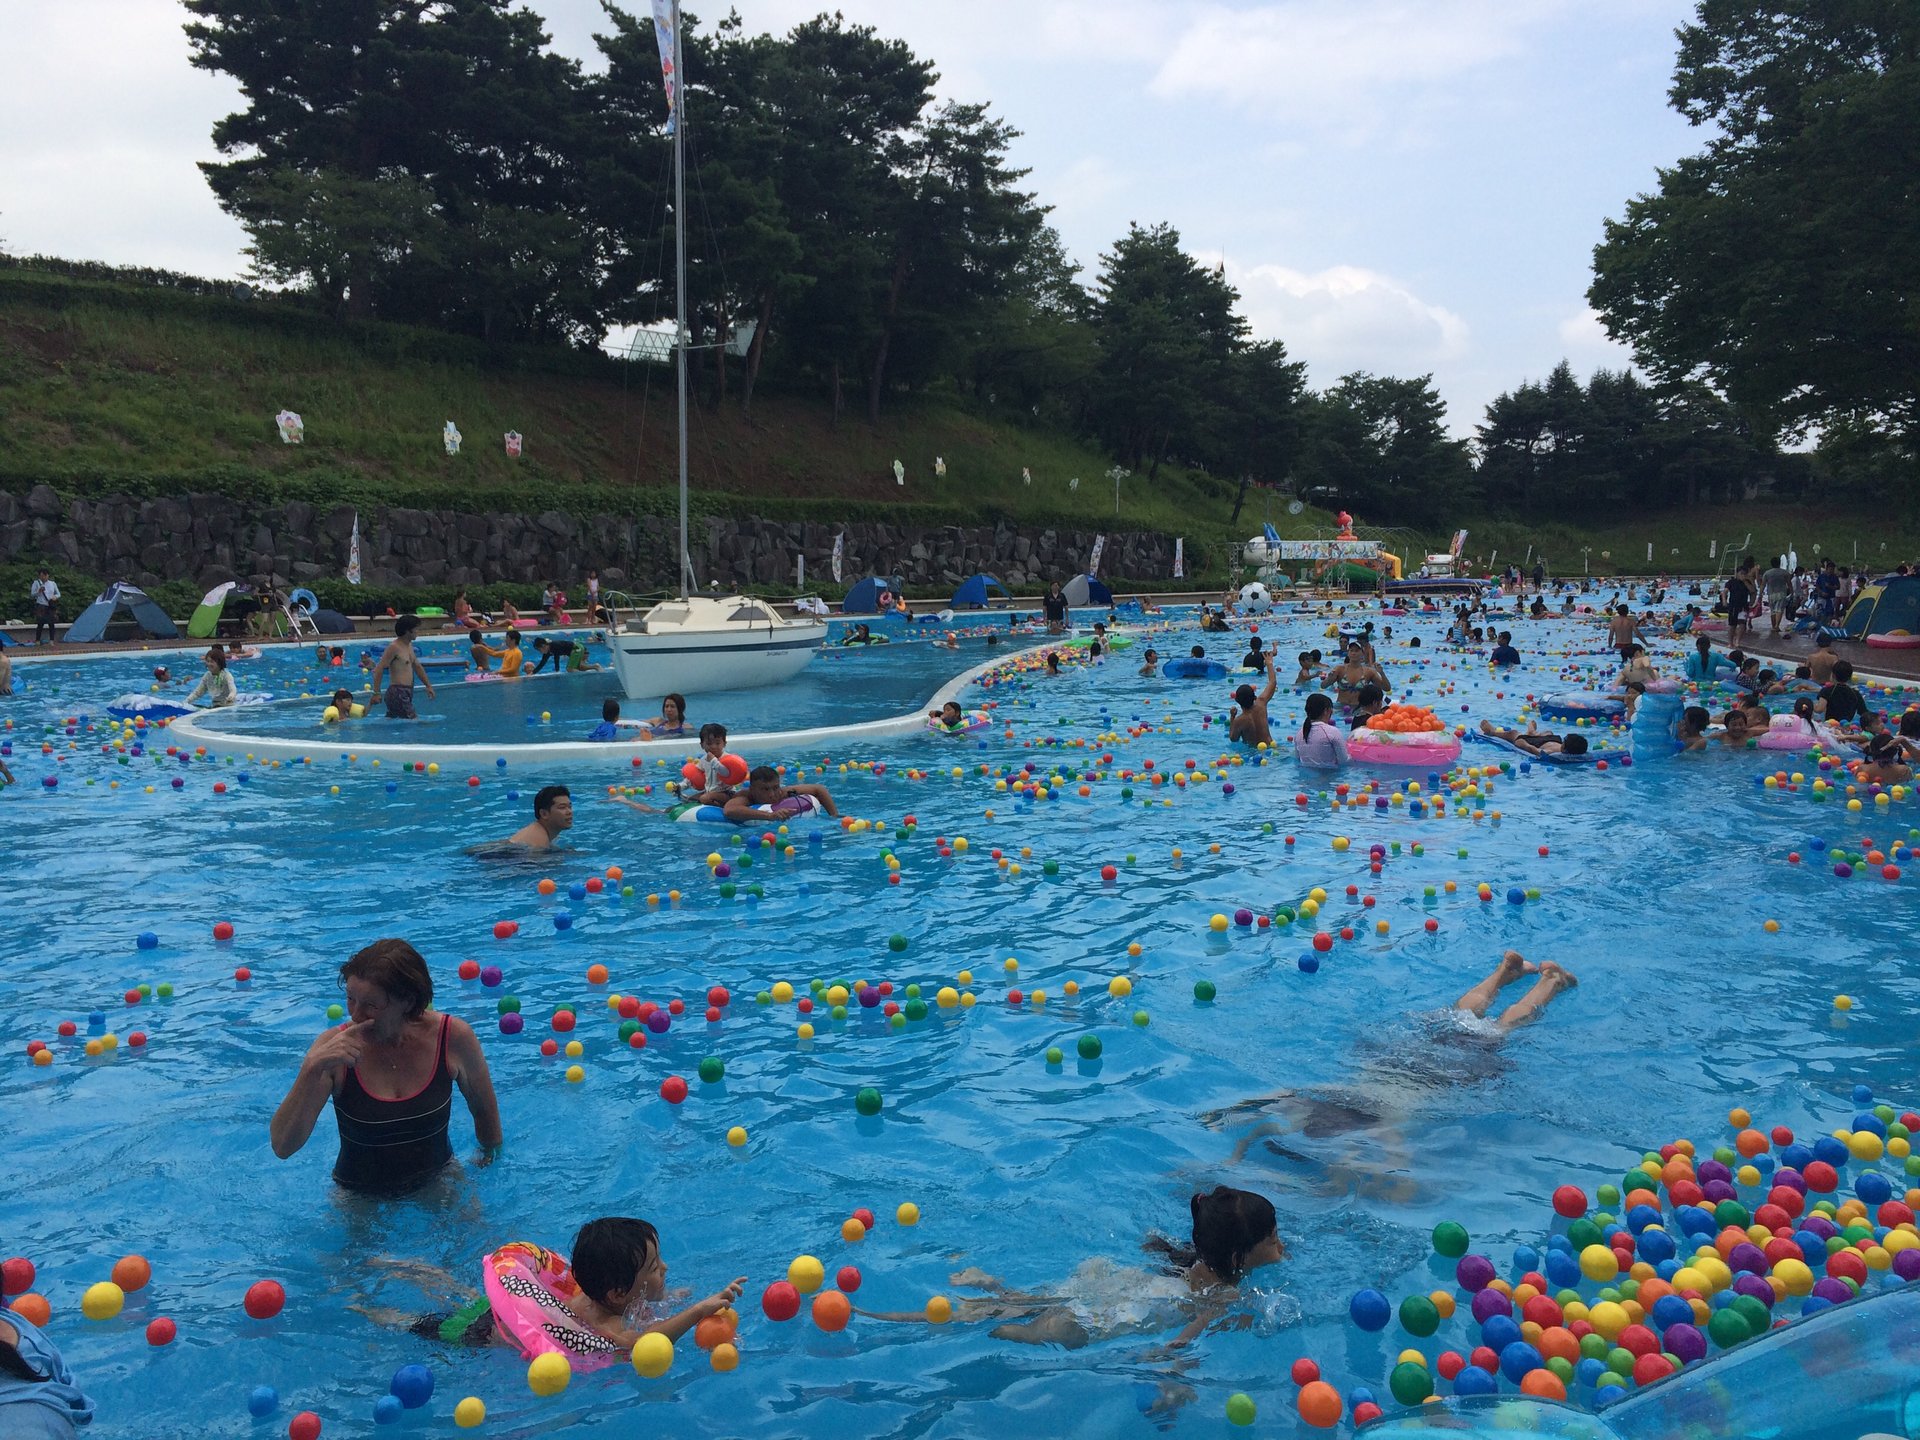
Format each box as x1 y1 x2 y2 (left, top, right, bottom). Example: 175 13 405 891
1138 647 1159 677
506 785 573 849
370 615 436 718
721 766 839 823
1477 720 1589 758
1226 656 1278 747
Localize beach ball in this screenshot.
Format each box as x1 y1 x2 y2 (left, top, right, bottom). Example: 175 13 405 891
1239 582 1274 615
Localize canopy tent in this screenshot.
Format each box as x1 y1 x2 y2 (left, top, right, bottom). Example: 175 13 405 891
950 574 1013 609
1062 574 1113 607
840 576 899 614
187 581 254 639
310 608 357 635
63 582 180 643
1844 575 1920 638
0 629 14 648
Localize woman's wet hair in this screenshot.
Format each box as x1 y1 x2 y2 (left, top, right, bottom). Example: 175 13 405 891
1302 692 1332 740
339 938 434 1018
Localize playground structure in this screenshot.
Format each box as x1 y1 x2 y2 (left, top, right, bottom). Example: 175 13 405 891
1242 512 1408 591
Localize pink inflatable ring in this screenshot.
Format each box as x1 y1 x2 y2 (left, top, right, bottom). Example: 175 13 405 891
1348 727 1464 767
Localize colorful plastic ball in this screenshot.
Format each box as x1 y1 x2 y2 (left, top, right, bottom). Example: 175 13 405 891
389 1363 434 1408
1194 979 1217 1002
244 1279 285 1320
454 1396 485 1428
659 1076 688 1104
1580 1244 1621 1282
698 1057 725 1084
788 1255 825 1294
137 932 159 950
1455 1254 1497 1291
710 1342 740 1371
374 1395 403 1425
761 1281 800 1321
2 1258 36 1297
812 1289 852 1332
855 1087 883 1117
632 1331 674 1378
8 1294 50 1327
1432 1221 1470 1258
1452 1365 1498 1398
897 1202 921 1226
289 1412 322 1440
1225 1391 1257 1426
146 1317 176 1345
1297 1381 1341 1427
1553 1185 1589 1218
1388 1361 1433 1406
81 1282 125 1321
1349 1288 1391 1331
1399 1293 1440 1336
111 1255 151 1292
1077 1034 1102 1060
248 1386 280 1417
1290 1358 1321 1386
528 1351 571 1395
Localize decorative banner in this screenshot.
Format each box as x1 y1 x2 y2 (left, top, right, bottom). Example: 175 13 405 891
1021 467 1032 486
275 410 304 445
444 420 462 456
1274 539 1379 560
504 431 523 458
346 512 362 586
1647 542 1653 563
831 532 845 583
795 553 805 589
1449 529 1469 558
650 0 678 132
1087 534 1106 577
1173 538 1184 579
934 456 946 476
892 458 905 486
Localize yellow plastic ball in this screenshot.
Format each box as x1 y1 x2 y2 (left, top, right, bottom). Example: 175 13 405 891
897 1202 921 1227
81 1282 125 1320
564 1040 583 1058
772 981 794 1002
1851 1131 1885 1161
1587 1300 1630 1340
1127 942 1143 957
1772 1258 1814 1295
842 1217 867 1243
528 1351 572 1396
710 1341 739 1371
1835 995 1854 1011
565 1065 584 1083
788 1255 825 1294
796 1023 815 1040
1108 976 1132 998
1209 913 1229 931
926 1295 952 1323
727 1126 748 1147
1763 919 1780 933
631 1331 674 1378
454 1396 486 1428
1579 1244 1619 1283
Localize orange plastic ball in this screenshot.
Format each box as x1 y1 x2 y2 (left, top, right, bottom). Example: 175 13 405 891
111 1255 152 1292
811 1290 851 1332
1297 1381 1342 1428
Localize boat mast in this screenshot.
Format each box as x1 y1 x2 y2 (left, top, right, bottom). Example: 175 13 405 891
673 0 690 600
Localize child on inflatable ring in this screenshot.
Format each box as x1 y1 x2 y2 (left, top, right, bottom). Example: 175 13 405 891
681 723 749 802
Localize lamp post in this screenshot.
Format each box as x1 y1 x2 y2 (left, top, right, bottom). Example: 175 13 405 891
1108 465 1130 518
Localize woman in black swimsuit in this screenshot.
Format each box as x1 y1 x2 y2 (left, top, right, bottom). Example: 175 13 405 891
270 939 503 1195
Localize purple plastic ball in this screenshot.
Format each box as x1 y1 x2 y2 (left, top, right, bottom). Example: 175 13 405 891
1892 1249 1920 1282
1470 1287 1513 1325
1702 1179 1737 1203
714 863 732 879
1697 1160 1732 1185
1662 1323 1707 1365
857 985 881 1008
1811 1278 1853 1306
498 1012 524 1035
480 965 503 988
1455 1254 1497 1292
1233 908 1254 927
1803 1214 1839 1239
1732 1274 1776 1304
1727 1243 1767 1275
646 1009 671 1033
1774 1169 1808 1195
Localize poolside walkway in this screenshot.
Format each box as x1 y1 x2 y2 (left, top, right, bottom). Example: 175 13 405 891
1738 630 1920 686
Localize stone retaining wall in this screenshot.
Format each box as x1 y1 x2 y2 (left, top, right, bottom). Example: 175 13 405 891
0 485 1182 593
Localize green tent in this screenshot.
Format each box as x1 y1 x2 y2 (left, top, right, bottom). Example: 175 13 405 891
187 581 249 639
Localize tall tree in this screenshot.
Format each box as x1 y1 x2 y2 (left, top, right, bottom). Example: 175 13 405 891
1589 2 1920 449
1300 373 1473 526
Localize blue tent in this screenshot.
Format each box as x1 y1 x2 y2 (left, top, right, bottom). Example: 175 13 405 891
0 629 14 648
950 574 1013 609
63 582 180 643
841 577 898 614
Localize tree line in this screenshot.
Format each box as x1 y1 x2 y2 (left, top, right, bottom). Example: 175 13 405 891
179 2 1910 525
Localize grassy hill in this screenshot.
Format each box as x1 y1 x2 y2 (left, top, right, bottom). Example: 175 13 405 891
2 261 1913 612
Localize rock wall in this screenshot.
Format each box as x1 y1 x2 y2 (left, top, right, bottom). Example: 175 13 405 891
0 485 1183 596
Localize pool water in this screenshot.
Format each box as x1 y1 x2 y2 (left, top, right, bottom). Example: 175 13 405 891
3 603 1919 1440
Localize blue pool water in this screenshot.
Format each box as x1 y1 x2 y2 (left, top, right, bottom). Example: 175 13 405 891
4 602 1919 1439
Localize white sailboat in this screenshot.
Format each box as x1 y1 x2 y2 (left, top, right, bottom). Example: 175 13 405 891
610 1 826 700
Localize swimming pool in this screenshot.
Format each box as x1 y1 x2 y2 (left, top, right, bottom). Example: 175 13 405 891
3 603 1918 1439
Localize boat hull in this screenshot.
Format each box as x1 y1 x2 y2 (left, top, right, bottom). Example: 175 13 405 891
609 621 826 697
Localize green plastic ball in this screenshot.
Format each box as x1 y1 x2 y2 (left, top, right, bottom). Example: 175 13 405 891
1193 979 1217 1002
1431 1221 1470 1258
1398 1293 1439 1336
1707 1308 1751 1349
887 934 908 952
1388 1360 1432 1406
698 1057 724 1084
1225 1393 1256 1427
497 996 521 1014
1077 1034 1102 1060
904 999 928 1021
854 1087 883 1117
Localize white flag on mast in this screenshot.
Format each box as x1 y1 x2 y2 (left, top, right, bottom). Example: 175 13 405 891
1087 534 1105 577
650 0 679 133
1172 538 1184 580
346 512 362 586
831 532 845 583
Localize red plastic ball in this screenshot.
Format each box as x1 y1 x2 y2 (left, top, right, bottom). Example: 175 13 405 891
1100 865 1118 882
1352 1402 1383 1426
1312 933 1333 953
492 921 517 940
540 1038 559 1057
128 1032 147 1048
57 1021 76 1037
244 1279 286 1320
1631 1353 1673 1386
212 921 235 941
234 967 252 983
707 987 730 1009
551 1010 576 1033
761 1281 800 1321
836 1265 862 1293
1435 1350 1466 1380
146 1317 176 1346
1552 1184 1588 1218
667 999 685 1015
1290 1358 1320 1386
1802 1160 1839 1193
627 1033 646 1050
458 960 480 980
1470 1345 1500 1373
659 1076 688 1104
2 1257 35 1295
289 1412 322 1440
1616 1324 1658 1357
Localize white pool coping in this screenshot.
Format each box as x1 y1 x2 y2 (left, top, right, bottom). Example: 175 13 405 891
164 641 1056 766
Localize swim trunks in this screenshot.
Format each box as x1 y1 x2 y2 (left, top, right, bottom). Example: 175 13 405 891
385 683 416 719
411 1295 496 1347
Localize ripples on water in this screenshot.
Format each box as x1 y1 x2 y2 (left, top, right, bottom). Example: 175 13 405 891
3 606 1917 1437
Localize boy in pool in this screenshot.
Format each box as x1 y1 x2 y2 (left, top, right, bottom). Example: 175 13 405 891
1676 705 1712 751
721 766 840 823
1857 734 1913 785
1138 647 1159 677
928 701 969 731
684 723 742 804
1292 650 1322 686
1476 721 1589 758
1226 656 1277 746
852 1186 1285 1352
364 1217 745 1353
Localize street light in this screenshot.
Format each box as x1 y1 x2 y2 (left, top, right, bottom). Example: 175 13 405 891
1108 465 1130 517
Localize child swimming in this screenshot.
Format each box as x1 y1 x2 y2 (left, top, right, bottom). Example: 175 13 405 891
853 1187 1285 1351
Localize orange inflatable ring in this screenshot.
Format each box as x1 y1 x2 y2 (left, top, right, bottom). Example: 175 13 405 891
682 754 750 788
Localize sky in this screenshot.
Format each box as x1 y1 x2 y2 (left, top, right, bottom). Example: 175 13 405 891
0 0 1703 434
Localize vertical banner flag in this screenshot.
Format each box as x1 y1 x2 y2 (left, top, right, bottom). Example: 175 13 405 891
796 554 805 589
1087 534 1106 577
346 512 363 586
1173 538 1184 579
651 1 678 131
831 532 845 583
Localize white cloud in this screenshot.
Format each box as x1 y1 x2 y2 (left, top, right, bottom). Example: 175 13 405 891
1211 254 1471 379
1149 0 1562 135
1556 306 1635 370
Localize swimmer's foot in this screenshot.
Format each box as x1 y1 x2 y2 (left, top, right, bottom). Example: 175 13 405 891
1495 962 1577 1031
1540 961 1578 993
1453 950 1537 1017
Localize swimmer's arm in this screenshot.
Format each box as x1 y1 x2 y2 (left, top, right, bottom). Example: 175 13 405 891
446 1017 504 1152
608 795 664 815
269 1030 356 1158
1258 658 1277 706
369 645 394 691
633 1279 747 1344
